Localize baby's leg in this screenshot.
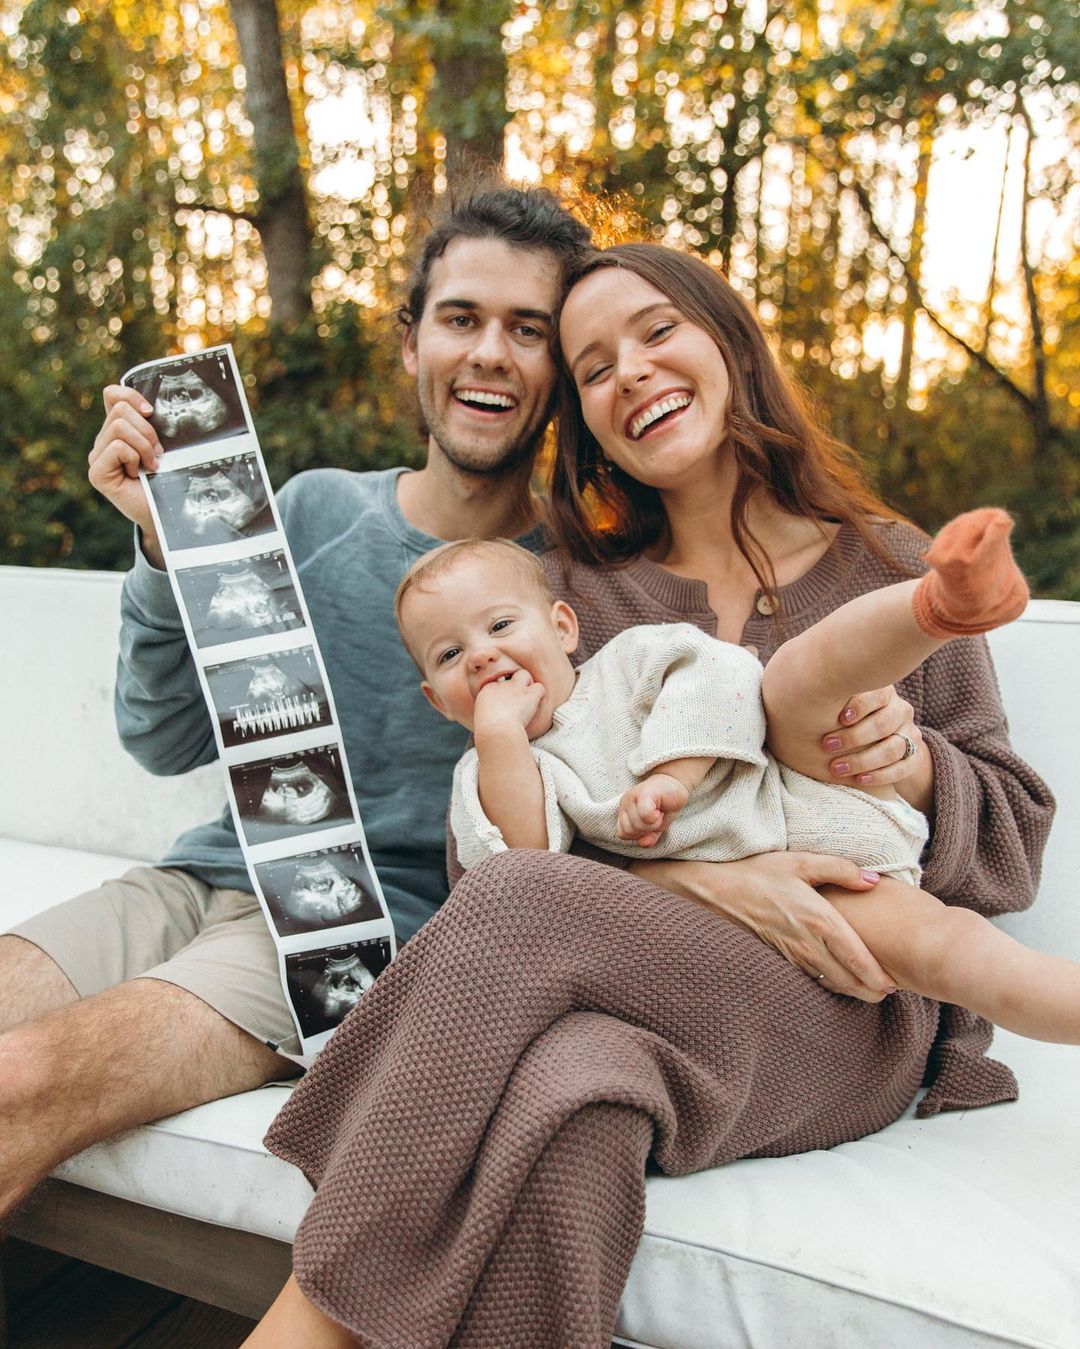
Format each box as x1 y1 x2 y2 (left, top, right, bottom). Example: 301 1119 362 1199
821 877 1080 1044
763 509 1028 764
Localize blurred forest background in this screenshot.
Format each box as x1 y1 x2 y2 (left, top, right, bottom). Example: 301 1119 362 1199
1 0 1077 593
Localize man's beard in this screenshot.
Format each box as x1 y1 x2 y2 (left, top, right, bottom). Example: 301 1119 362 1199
420 393 553 479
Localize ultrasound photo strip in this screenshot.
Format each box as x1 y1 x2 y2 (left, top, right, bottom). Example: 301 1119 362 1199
147 453 274 552
127 345 396 1061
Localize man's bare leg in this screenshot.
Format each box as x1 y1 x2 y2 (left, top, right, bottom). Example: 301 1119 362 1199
0 973 297 1218
822 878 1080 1044
242 1274 357 1349
0 935 80 1032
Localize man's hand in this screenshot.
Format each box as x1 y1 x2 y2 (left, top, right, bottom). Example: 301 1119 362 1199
88 386 165 567
473 669 545 736
617 772 691 847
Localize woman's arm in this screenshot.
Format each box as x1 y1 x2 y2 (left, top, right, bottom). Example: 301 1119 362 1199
632 851 895 1000
912 635 1055 915
770 636 1053 918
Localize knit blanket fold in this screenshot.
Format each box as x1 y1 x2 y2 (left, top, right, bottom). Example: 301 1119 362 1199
261 849 994 1347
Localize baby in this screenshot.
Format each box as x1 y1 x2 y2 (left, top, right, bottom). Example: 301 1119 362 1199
395 511 1080 1045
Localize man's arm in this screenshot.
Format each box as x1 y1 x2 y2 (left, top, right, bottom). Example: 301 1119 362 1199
115 548 219 775
88 385 165 567
88 385 219 775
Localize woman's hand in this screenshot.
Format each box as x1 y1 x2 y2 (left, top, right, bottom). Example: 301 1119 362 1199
820 686 935 814
631 852 897 1001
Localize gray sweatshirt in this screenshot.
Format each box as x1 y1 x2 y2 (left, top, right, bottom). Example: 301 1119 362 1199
115 465 546 942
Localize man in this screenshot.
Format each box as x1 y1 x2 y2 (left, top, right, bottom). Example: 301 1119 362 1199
0 186 592 1218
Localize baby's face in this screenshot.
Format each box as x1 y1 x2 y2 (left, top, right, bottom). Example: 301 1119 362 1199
402 556 579 737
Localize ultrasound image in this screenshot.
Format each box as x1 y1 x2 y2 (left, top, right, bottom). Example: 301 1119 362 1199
205 646 330 748
125 349 248 453
255 844 382 936
229 745 354 844
175 551 304 649
148 453 273 551
286 938 392 1037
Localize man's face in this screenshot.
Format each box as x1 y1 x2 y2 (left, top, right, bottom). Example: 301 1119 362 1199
402 237 561 476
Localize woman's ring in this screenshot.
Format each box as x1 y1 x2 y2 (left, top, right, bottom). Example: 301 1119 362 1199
899 733 918 760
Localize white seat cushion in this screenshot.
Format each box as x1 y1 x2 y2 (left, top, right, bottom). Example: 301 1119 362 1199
54 1084 311 1243
2 838 147 929
5 594 1080 1347
47 1024 1080 1348
619 1033 1080 1348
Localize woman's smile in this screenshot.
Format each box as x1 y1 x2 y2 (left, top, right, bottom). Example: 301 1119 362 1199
626 390 694 441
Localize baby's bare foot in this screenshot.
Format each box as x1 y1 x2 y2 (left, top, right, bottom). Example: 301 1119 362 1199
913 508 1029 638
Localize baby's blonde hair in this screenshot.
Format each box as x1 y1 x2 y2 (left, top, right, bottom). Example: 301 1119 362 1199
395 538 554 671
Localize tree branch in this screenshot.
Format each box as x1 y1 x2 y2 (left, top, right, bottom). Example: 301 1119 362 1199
793 137 1039 420
176 198 260 226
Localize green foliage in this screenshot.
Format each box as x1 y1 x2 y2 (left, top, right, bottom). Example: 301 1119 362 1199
0 293 419 569
2 0 1078 596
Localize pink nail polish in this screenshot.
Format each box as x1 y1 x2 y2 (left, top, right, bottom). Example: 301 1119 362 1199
860 869 880 883
883 985 898 996
833 761 850 776
824 736 841 751
841 707 857 723
855 772 872 784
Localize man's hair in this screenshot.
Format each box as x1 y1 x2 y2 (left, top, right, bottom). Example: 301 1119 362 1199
398 184 592 329
395 539 555 671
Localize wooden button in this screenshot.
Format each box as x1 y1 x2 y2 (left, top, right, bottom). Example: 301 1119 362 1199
742 643 759 659
755 595 776 616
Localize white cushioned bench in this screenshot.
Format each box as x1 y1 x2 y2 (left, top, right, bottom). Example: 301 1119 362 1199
2 562 1078 1347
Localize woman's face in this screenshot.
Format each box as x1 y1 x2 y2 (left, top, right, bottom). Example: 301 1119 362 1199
560 268 731 493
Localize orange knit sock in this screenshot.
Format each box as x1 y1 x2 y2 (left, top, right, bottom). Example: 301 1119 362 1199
912 508 1029 639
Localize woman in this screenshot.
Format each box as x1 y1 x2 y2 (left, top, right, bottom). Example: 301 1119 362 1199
247 245 1053 1348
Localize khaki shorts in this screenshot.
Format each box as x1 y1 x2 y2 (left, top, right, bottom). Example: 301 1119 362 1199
9 865 300 1057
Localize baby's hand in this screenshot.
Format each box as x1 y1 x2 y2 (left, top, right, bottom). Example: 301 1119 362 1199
617 772 691 848
474 669 545 735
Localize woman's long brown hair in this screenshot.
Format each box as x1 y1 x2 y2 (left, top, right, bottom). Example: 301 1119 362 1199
548 244 908 600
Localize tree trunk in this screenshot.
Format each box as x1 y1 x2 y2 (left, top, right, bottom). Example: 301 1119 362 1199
715 83 750 271
753 153 767 306
897 119 932 405
1016 102 1051 453
428 0 509 182
981 117 1013 355
229 0 313 324
777 146 803 341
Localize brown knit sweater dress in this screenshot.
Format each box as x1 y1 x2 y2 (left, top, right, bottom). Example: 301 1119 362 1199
264 521 1055 1348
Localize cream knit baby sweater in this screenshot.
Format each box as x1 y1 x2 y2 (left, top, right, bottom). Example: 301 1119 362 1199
451 623 928 879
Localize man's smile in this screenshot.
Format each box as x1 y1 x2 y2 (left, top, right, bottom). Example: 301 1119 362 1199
453 388 520 415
